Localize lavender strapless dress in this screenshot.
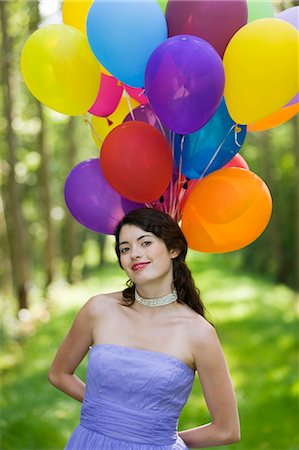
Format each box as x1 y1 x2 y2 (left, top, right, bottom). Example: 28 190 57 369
64 343 195 449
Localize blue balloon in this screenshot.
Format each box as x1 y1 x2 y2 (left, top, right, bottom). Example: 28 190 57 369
174 99 247 179
86 0 167 88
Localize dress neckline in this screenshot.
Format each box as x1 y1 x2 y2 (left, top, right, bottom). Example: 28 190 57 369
90 343 195 374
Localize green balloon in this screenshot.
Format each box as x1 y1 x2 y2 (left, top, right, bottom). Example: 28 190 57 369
247 0 273 22
158 0 167 14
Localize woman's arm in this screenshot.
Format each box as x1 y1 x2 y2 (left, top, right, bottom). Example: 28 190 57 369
48 297 99 402
179 322 240 448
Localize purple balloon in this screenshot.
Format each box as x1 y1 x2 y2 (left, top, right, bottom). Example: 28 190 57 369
64 158 143 235
276 6 298 30
166 0 248 58
286 92 299 107
145 35 225 135
123 104 171 142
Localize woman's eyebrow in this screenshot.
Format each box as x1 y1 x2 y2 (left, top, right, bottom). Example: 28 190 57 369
119 234 153 246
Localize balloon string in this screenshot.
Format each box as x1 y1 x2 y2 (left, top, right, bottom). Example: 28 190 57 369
234 124 242 147
123 88 135 121
169 131 175 217
154 114 167 139
138 88 146 99
83 114 103 145
176 135 185 221
200 123 236 179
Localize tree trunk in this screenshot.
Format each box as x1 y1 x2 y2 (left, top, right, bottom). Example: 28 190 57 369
65 117 77 283
294 114 299 292
37 102 55 289
259 131 287 282
0 190 12 292
0 2 28 310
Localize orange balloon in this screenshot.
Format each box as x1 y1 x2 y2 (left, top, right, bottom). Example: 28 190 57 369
248 102 299 132
181 168 272 253
100 122 173 203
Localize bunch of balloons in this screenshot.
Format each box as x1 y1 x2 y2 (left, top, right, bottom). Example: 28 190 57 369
21 1 299 253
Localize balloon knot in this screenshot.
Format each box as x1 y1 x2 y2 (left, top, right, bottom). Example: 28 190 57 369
159 196 164 203
107 118 113 126
182 181 188 189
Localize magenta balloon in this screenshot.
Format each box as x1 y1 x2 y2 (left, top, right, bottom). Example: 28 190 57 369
166 0 248 58
123 104 171 140
64 158 143 234
123 85 148 105
145 35 225 135
88 74 123 117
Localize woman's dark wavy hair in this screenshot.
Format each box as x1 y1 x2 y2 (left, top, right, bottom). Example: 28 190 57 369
114 208 206 317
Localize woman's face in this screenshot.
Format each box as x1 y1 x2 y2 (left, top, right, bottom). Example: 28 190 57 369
118 224 177 287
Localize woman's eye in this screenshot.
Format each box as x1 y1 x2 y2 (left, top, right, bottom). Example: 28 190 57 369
142 241 151 247
120 247 129 254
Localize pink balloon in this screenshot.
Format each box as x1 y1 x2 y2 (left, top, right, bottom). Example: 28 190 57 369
224 154 249 170
89 74 123 117
123 85 148 105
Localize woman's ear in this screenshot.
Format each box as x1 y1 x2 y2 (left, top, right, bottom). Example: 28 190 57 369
170 249 181 259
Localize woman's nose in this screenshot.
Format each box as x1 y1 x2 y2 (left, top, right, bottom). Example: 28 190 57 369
130 246 142 259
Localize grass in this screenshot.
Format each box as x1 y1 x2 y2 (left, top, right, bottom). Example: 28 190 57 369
1 252 298 450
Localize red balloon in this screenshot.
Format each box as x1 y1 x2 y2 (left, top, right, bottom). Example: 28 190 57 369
224 153 249 170
100 122 173 203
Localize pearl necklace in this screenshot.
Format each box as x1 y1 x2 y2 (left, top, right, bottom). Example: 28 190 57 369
135 288 178 308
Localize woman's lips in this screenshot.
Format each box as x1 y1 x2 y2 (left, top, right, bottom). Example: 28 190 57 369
131 262 150 271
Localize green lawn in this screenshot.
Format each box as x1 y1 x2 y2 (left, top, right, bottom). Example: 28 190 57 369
1 253 298 450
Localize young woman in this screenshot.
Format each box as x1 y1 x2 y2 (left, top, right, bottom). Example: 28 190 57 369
49 208 240 449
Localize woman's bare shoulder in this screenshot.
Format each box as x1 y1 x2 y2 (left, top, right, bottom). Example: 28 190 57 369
83 291 124 316
187 312 217 346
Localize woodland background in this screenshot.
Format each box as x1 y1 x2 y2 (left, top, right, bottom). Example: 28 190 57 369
0 1 298 450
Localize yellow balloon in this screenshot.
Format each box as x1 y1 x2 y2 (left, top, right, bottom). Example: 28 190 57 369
62 0 92 35
91 96 139 145
99 64 113 77
223 18 299 124
21 25 101 116
110 95 139 125
62 0 111 76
